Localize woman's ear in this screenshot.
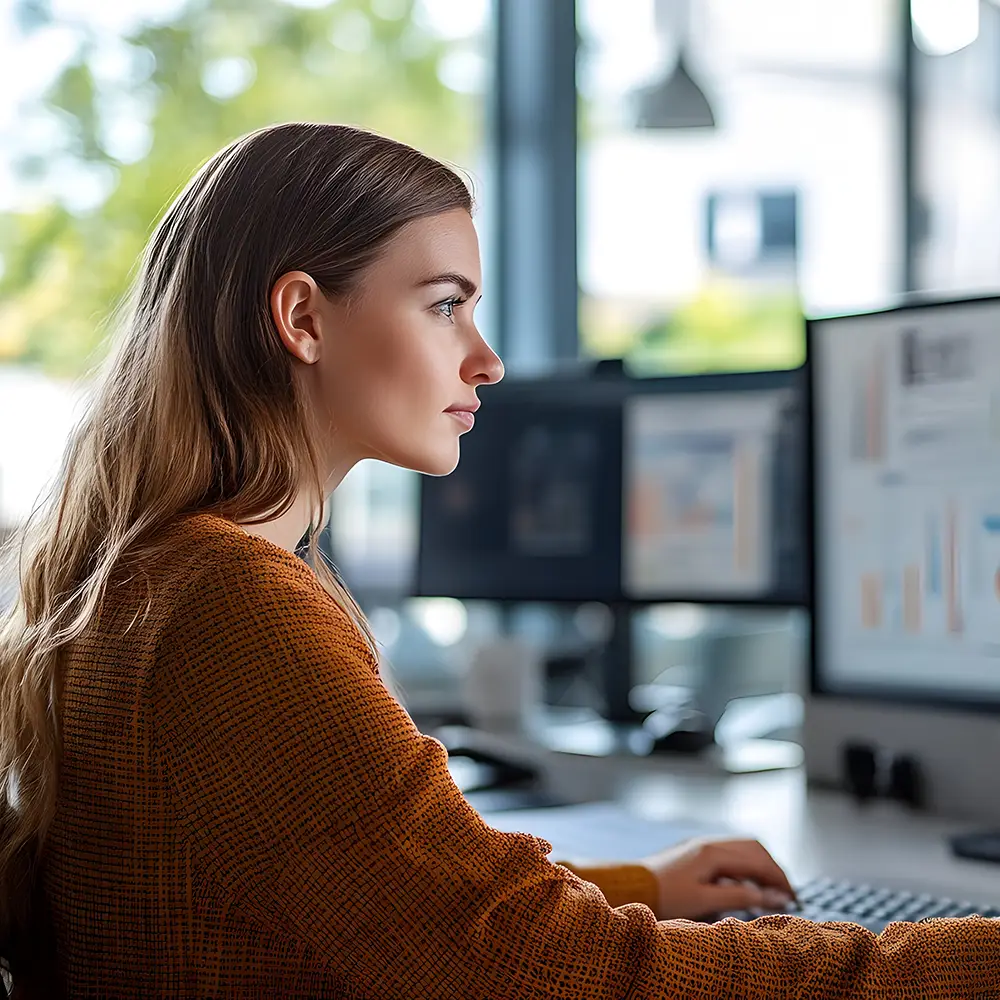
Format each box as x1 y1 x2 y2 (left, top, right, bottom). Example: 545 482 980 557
271 270 323 364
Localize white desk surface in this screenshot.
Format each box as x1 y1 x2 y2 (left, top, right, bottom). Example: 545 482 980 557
451 724 1000 906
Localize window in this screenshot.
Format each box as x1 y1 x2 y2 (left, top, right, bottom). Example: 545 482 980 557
913 0 1000 294
577 0 900 374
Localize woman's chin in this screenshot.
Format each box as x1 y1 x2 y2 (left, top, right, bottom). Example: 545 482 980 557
421 452 461 477
394 443 461 477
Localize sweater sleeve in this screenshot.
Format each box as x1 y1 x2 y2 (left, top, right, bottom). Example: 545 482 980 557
554 861 662 913
153 547 1000 1000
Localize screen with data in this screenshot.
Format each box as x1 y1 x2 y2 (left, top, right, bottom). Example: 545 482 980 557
622 387 803 602
812 298 1000 702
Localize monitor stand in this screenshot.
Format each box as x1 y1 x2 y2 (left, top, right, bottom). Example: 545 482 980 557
522 606 690 756
509 703 800 772
593 604 803 770
591 604 711 753
446 604 803 774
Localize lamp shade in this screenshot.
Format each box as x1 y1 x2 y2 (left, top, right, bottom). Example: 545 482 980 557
636 50 716 130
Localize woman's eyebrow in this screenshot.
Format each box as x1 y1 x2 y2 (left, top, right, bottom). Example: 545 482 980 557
415 272 479 297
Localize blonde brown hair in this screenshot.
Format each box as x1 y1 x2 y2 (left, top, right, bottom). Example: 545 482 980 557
0 122 472 960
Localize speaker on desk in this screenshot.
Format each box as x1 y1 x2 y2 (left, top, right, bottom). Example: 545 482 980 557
886 753 924 810
841 742 879 804
841 742 925 809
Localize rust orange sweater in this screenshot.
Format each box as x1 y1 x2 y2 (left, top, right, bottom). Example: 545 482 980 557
40 513 1000 997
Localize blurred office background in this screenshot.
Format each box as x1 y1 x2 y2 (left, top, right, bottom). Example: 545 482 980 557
1 0 998 736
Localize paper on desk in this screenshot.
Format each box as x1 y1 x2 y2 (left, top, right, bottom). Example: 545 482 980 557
478 800 735 861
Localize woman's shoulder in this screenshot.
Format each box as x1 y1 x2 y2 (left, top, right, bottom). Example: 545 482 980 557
152 512 365 651
147 512 317 602
146 514 378 703
151 512 328 613
160 512 309 571
87 511 345 659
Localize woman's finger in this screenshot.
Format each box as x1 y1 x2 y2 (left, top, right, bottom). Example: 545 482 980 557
698 880 784 916
697 840 797 898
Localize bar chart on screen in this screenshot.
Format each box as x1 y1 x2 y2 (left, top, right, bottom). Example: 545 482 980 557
847 489 1000 640
623 392 784 597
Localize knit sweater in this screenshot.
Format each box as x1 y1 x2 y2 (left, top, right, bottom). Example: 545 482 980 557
39 512 1000 997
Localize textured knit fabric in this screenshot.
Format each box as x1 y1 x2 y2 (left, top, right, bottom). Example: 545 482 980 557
556 861 660 913
39 512 1000 998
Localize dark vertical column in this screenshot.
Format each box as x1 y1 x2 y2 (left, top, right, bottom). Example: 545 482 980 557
492 0 579 370
601 604 643 724
900 0 920 293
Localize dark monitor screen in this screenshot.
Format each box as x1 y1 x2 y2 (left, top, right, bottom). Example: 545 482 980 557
809 296 1000 707
415 374 624 602
416 368 806 606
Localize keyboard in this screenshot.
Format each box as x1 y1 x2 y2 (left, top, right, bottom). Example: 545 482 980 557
730 877 1000 934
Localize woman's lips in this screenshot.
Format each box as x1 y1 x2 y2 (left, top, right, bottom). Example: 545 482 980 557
446 410 475 431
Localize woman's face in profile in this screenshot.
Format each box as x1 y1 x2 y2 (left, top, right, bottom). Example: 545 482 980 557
300 208 504 479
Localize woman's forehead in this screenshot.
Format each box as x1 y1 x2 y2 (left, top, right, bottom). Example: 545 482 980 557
371 210 480 279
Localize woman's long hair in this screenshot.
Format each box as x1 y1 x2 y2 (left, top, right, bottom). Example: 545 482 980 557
0 122 472 952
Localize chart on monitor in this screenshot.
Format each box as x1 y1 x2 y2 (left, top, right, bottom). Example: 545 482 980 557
813 300 1000 700
622 390 793 601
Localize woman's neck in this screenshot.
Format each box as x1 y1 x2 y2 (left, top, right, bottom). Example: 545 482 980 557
233 461 353 553
234 491 318 553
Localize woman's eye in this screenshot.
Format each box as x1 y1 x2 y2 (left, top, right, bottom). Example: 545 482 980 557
435 297 464 320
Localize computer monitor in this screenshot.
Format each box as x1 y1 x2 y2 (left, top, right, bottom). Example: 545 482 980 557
621 371 805 605
415 371 624 603
416 367 807 606
804 296 1000 823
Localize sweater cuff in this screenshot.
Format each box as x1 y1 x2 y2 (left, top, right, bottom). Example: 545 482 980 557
555 859 660 914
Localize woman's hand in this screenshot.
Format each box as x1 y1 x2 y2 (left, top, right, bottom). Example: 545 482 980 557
640 836 796 920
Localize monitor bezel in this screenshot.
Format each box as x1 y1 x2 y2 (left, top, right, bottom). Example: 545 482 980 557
806 294 1000 713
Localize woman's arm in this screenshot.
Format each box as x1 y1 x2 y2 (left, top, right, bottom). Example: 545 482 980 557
153 546 1000 1000
552 859 661 912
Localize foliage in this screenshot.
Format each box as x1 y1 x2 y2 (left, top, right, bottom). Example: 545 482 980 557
0 0 484 376
581 277 806 375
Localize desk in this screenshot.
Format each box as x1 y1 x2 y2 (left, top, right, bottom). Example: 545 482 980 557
447 723 1000 905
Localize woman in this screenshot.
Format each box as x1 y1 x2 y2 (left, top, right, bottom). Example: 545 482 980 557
0 122 996 998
